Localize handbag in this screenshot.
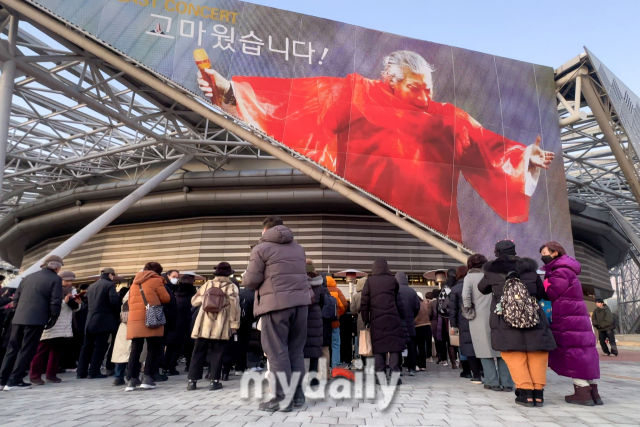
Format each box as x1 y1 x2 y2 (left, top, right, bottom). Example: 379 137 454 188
359 329 373 357
139 284 165 329
120 300 129 323
449 327 460 347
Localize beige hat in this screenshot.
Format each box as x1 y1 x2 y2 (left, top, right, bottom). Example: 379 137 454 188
59 271 76 280
40 254 63 268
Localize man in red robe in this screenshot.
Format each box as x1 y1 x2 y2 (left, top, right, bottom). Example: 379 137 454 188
197 51 554 243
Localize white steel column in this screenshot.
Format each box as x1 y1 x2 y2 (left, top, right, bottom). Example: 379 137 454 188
0 13 18 199
8 153 193 286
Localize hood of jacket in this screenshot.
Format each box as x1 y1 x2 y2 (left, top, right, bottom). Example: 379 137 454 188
309 275 323 287
483 255 538 276
356 277 367 292
259 225 294 245
395 272 409 287
133 270 159 285
372 258 391 276
326 276 338 288
542 254 581 276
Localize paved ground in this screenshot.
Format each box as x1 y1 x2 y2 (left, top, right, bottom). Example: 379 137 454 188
2 355 640 427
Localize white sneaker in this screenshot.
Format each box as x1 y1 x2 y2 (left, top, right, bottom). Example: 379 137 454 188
442 361 449 366
251 367 259 372
234 370 243 376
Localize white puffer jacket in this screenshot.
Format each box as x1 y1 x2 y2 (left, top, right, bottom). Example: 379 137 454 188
40 296 79 340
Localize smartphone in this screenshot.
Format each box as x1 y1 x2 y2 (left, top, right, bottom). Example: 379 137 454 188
76 290 87 298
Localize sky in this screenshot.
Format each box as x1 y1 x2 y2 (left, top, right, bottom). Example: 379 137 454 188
249 0 640 93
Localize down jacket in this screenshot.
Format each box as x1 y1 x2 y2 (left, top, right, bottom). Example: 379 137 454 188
127 270 171 339
395 272 421 337
327 276 348 329
243 225 311 317
166 283 196 345
361 259 407 354
543 255 600 380
191 276 240 340
478 255 556 353
304 274 325 358
449 279 474 357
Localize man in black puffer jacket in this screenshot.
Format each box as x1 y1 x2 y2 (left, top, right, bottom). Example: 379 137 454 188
395 272 420 375
304 261 324 386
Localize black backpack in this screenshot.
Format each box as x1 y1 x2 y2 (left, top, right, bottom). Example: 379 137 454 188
322 292 338 321
500 272 540 329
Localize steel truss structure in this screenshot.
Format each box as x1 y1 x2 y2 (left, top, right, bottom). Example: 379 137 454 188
1 4 640 328
556 53 640 332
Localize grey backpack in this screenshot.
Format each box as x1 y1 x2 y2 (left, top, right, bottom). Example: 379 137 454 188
500 272 540 329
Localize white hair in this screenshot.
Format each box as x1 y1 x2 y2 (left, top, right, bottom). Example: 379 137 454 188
381 50 435 84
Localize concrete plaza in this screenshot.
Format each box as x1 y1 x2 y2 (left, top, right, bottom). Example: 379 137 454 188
2 351 639 427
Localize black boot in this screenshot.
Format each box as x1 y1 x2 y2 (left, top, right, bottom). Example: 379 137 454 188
533 389 544 407
590 384 603 405
565 385 595 406
187 380 197 391
514 389 534 407
209 380 223 390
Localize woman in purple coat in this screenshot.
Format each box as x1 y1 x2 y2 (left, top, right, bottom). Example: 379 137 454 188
540 241 602 407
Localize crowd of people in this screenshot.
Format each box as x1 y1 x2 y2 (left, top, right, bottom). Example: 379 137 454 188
0 216 614 411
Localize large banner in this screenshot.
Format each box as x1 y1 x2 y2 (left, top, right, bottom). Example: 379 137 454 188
30 0 574 260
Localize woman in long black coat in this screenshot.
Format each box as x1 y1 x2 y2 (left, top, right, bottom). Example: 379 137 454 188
449 266 478 380
361 258 407 375
163 279 196 375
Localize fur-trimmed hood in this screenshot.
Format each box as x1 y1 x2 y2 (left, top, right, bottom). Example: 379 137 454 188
483 255 539 275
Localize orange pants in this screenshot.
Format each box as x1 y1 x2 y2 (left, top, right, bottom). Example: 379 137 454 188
500 351 548 390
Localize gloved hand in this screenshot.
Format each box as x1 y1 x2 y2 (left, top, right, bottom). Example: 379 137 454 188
44 315 59 330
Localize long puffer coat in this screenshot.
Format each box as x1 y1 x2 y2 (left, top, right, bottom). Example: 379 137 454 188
449 279 474 357
320 273 333 347
165 283 196 345
543 255 600 380
361 259 407 354
478 256 556 353
350 277 367 335
304 274 325 358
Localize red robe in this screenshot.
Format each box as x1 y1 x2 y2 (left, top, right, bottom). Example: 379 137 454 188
232 73 532 243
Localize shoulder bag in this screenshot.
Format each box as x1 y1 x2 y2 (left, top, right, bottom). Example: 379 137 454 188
139 283 166 329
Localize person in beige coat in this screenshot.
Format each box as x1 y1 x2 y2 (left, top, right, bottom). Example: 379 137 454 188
188 262 240 391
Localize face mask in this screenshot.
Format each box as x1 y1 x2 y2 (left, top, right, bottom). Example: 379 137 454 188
541 255 554 265
170 278 178 285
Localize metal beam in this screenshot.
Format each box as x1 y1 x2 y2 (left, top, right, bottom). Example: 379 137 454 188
0 13 18 199
581 76 640 205
7 153 193 287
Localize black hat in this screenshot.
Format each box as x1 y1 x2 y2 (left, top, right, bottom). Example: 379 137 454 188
495 240 516 256
213 262 235 277
595 298 605 304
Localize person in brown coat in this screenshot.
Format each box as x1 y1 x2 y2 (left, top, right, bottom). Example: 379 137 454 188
125 262 171 392
414 292 433 370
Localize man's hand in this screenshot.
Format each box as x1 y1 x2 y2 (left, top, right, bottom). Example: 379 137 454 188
197 69 231 100
529 135 554 172
44 315 59 330
64 293 73 303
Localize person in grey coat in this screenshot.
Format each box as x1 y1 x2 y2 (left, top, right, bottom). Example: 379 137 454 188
77 268 120 379
243 217 311 412
395 272 420 375
463 253 513 391
0 255 63 390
